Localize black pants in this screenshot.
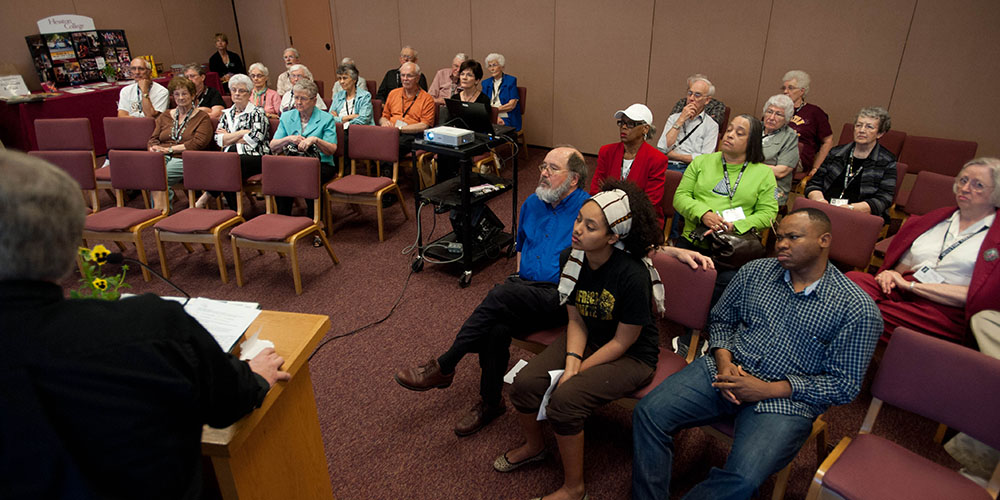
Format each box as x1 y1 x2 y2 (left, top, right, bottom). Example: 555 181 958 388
275 160 337 218
210 154 262 210
436 277 567 407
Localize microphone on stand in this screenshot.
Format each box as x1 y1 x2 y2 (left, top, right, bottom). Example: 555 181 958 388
106 252 191 306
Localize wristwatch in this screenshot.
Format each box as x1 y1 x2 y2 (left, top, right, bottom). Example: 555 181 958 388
167 146 174 154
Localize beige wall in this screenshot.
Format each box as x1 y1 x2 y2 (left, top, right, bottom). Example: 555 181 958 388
1 0 239 89
4 0 999 157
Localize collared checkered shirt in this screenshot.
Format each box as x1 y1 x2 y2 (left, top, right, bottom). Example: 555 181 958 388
705 258 882 419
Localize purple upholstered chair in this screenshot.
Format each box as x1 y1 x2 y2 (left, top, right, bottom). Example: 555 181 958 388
230 155 339 295
792 197 883 272
325 124 409 241
806 326 1000 500
154 151 246 283
35 117 95 152
661 169 684 234
28 150 100 214
872 170 958 269
102 117 157 205
82 150 169 282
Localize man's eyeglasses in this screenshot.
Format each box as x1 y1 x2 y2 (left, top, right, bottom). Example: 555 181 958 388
130 66 148 72
538 163 565 174
686 90 705 99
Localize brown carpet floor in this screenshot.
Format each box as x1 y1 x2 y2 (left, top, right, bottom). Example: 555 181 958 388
66 146 962 499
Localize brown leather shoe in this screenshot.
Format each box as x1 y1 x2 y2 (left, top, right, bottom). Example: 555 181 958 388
394 359 454 391
454 400 507 437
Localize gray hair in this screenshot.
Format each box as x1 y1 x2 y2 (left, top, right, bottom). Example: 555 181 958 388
485 53 506 67
956 157 1000 207
336 63 359 81
782 70 811 94
340 57 356 65
687 74 715 96
130 58 150 70
401 61 421 76
183 63 205 76
293 79 319 99
248 62 269 77
288 64 314 81
644 123 658 141
556 144 589 186
454 53 468 63
0 150 85 281
762 94 795 127
401 45 418 58
228 74 253 93
856 106 892 134
283 47 300 58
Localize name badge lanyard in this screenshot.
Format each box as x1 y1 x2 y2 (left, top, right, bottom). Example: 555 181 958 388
839 144 865 198
400 92 418 120
935 218 989 267
722 156 749 209
170 106 195 143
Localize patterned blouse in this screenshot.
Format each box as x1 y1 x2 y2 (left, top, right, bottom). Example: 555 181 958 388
215 103 269 156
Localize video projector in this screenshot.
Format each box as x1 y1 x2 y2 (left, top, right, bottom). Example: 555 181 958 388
423 126 475 147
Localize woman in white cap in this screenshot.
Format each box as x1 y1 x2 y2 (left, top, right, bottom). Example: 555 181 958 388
590 104 668 227
497 180 665 500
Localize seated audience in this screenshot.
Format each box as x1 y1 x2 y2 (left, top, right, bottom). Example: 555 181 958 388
148 76 214 201
673 114 778 303
805 106 897 222
197 74 269 210
331 57 367 96
183 63 224 121
0 150 289 498
760 94 800 205
209 32 245 83
276 47 300 97
657 74 721 241
117 57 168 118
430 53 467 105
501 181 664 500
379 61 435 156
376 46 428 101
279 64 328 113
452 59 489 105
590 103 667 226
269 79 338 218
632 208 882 500
848 157 1000 343
248 62 281 119
782 70 834 176
482 53 521 131
330 63 374 128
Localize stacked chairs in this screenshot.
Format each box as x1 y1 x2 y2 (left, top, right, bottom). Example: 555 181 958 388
806 327 1000 500
153 151 246 284
29 150 101 214
325 125 409 241
81 150 170 282
230 156 338 295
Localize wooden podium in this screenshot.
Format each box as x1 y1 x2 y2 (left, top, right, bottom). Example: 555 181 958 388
201 311 334 500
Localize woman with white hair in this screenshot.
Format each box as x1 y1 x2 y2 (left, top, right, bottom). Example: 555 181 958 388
482 53 521 131
848 157 1000 344
782 70 833 175
247 62 281 119
590 104 668 227
760 94 800 205
279 64 327 113
331 57 367 96
329 63 374 129
197 74 270 209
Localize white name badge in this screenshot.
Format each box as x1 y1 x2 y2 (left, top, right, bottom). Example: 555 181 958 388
913 262 946 284
830 198 849 207
722 207 746 223
394 119 408 128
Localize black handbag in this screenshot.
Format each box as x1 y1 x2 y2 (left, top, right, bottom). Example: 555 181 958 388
691 224 765 270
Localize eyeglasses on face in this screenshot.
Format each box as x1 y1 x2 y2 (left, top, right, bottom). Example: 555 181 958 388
686 90 705 99
617 119 643 129
538 163 565 174
956 176 992 193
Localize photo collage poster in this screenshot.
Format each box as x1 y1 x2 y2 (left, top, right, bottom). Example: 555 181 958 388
25 30 131 88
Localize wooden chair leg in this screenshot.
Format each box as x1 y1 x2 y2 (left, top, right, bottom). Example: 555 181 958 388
114 240 128 252
213 238 228 284
154 233 170 279
133 234 152 282
396 185 410 219
376 195 386 242
231 238 245 287
289 242 303 295
934 423 948 444
317 230 339 265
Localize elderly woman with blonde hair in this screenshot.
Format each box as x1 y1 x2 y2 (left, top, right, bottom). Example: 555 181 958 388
760 94 800 205
247 62 281 118
482 53 521 131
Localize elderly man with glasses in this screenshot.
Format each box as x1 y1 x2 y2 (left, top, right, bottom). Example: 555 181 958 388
117 58 168 118
375 46 428 102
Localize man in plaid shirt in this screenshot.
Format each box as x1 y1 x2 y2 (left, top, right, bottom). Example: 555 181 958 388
632 207 882 500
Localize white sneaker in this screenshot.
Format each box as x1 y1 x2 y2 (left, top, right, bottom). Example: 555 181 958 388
195 192 214 209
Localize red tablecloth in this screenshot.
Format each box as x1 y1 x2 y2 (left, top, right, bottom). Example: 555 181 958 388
0 72 221 156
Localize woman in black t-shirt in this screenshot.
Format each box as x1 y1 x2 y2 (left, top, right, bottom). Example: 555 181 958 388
496 180 664 500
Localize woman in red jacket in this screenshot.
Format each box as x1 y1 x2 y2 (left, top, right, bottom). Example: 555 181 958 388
848 157 1000 343
590 104 668 227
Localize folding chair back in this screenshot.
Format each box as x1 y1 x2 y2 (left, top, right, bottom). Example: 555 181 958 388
654 251 716 331
181 151 242 193
103 117 156 151
107 150 168 191
898 135 978 177
348 125 399 164
261 156 321 199
34 118 94 151
905 171 957 216
28 151 97 190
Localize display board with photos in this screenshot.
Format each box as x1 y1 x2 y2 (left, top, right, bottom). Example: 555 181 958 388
25 30 131 87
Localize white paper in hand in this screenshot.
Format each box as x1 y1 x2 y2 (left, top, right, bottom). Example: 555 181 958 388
503 359 529 384
238 328 274 361
537 369 565 421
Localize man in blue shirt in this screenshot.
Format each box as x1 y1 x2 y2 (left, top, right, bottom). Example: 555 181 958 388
632 208 882 500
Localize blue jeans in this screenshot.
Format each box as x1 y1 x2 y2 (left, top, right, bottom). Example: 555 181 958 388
632 357 814 500
666 162 688 241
